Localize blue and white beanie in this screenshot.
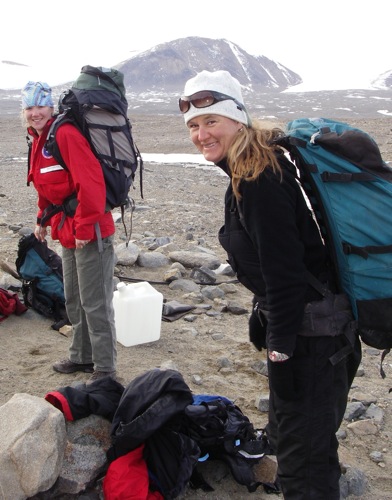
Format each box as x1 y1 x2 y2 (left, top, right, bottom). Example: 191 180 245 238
21 81 54 108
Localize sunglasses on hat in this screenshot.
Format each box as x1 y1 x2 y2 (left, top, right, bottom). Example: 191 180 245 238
179 90 246 114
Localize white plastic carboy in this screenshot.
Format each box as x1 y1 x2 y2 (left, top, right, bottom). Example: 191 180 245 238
113 281 163 347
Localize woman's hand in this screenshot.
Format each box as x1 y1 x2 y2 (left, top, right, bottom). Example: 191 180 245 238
75 239 90 249
34 225 47 242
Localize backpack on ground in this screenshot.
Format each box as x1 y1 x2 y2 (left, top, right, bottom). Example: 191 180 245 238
183 395 258 457
15 233 69 330
181 395 276 494
43 65 143 240
276 117 392 374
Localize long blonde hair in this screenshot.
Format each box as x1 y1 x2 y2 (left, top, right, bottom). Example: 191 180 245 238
228 120 284 199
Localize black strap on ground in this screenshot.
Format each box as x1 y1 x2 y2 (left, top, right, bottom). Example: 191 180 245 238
380 348 391 379
115 275 239 287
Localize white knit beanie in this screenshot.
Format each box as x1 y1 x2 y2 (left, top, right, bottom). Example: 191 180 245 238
182 70 250 126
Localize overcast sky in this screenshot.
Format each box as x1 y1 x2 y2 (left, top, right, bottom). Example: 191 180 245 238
0 0 389 90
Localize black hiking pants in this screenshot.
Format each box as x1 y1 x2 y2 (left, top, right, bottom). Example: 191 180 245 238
266 333 362 500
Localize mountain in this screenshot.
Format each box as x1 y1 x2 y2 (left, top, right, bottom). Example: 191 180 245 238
116 37 302 92
0 37 301 93
371 69 392 90
2 36 391 95
1 37 392 120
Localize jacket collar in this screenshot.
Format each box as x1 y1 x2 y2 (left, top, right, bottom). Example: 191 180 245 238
216 158 231 177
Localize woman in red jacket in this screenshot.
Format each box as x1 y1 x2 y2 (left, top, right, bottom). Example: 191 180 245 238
22 81 116 383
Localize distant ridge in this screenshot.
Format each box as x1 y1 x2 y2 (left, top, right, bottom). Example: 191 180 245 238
1 37 391 93
371 69 392 90
116 36 302 92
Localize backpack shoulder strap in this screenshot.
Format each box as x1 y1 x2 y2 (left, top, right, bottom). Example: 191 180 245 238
45 112 78 171
26 134 32 186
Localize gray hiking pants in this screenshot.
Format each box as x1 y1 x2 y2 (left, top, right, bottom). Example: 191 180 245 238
62 235 117 372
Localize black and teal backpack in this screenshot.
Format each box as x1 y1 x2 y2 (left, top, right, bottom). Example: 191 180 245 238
277 118 392 374
15 233 68 330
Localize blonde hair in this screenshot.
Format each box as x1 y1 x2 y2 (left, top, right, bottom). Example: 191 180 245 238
228 120 284 199
20 109 28 128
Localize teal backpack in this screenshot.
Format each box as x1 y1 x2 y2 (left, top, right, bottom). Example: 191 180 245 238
277 118 392 375
15 234 68 330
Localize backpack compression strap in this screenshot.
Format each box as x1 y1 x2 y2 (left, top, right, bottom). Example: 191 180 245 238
26 135 32 186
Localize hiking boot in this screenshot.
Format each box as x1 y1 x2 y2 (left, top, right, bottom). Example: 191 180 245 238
237 439 267 459
53 359 94 374
86 370 116 385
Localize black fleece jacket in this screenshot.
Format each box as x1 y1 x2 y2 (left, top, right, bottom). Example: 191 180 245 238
218 155 328 355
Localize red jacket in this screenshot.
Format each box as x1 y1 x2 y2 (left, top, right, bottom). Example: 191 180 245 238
27 119 115 248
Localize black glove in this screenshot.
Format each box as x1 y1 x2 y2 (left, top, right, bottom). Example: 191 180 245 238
248 304 267 351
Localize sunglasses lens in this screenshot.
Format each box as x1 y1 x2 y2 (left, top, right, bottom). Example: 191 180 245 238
179 98 190 113
179 91 237 114
192 94 214 109
179 91 216 113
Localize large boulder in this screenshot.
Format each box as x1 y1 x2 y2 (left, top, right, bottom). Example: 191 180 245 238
0 393 67 500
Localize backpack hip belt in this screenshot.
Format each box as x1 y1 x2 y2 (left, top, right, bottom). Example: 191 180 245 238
40 193 78 228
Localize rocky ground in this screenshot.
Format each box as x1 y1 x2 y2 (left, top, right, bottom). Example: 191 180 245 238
1 109 392 499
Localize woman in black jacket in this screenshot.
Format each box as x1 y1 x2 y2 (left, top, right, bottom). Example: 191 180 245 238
179 70 361 500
